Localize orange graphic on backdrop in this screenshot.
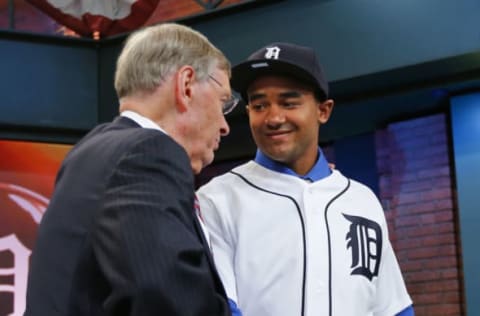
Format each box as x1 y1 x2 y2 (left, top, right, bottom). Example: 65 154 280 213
0 140 72 316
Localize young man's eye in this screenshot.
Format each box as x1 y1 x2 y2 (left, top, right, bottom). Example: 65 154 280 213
250 104 266 111
282 101 299 108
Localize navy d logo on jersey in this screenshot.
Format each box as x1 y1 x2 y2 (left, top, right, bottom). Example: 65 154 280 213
343 214 382 281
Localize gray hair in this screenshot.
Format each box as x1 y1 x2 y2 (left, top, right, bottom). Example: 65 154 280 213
114 23 230 99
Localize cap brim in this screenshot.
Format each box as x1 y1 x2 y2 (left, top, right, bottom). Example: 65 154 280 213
231 59 319 102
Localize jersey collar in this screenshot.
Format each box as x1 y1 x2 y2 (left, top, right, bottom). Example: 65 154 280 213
254 148 331 182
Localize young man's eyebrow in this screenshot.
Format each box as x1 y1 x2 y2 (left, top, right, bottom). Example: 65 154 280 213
248 93 266 102
248 90 303 102
279 91 302 99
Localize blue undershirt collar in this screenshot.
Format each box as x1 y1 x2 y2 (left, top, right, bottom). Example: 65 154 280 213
254 148 331 182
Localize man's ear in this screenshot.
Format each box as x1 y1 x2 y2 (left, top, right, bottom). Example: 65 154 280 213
318 99 334 124
174 65 195 113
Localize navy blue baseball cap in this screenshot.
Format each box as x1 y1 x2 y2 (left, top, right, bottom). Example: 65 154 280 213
231 42 329 102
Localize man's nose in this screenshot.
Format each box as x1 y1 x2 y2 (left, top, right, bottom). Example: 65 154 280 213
265 104 285 126
219 115 230 136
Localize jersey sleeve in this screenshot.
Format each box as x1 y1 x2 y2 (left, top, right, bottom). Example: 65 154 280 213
374 215 413 315
197 187 239 303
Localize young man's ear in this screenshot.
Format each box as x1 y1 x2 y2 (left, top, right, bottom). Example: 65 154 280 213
174 65 195 113
318 99 334 124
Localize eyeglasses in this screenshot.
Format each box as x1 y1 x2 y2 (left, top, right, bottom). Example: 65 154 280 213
208 74 240 115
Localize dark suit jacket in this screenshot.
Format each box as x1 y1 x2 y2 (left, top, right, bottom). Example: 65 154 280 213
25 116 230 316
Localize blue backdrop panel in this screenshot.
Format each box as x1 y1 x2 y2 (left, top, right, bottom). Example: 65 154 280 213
450 92 480 315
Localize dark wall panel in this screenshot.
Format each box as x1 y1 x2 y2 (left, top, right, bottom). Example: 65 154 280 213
333 132 379 195
0 36 98 130
97 40 123 123
193 0 480 81
3 0 480 146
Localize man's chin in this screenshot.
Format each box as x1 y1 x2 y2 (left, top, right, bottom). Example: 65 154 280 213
192 164 202 175
262 148 290 162
191 152 215 174
202 154 215 170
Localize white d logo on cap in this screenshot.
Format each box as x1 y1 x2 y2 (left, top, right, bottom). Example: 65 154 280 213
265 46 281 60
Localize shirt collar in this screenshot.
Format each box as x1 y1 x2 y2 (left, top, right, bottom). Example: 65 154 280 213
254 148 331 182
120 110 167 134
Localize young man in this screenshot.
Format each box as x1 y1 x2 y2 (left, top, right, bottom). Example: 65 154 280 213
197 42 414 316
25 23 238 316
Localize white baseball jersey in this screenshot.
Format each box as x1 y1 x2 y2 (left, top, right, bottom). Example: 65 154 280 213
197 161 412 316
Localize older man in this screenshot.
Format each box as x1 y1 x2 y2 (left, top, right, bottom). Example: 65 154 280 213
25 23 238 316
